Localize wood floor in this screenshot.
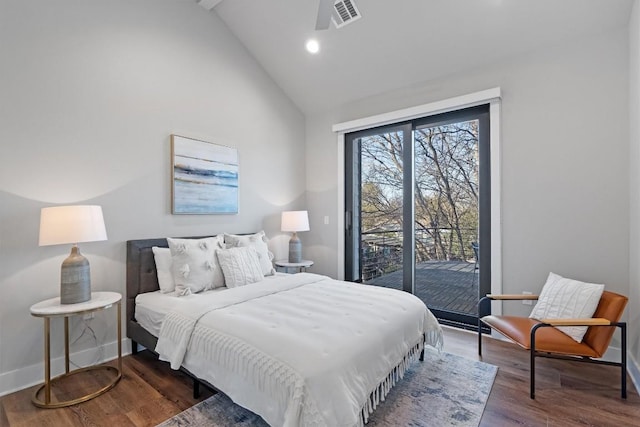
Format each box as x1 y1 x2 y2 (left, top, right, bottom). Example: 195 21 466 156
1 326 638 426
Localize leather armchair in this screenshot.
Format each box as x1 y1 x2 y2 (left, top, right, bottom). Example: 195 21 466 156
478 291 628 399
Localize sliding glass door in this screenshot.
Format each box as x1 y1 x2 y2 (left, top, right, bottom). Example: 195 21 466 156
345 123 414 292
345 105 490 327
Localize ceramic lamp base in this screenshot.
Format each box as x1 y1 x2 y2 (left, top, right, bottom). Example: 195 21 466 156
288 232 302 263
60 245 91 304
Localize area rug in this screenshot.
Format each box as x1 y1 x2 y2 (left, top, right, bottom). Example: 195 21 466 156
157 347 497 427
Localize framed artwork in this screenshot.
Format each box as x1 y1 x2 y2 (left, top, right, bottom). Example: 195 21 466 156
171 135 239 214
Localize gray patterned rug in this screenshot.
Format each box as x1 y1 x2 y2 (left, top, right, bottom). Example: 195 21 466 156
157 348 497 427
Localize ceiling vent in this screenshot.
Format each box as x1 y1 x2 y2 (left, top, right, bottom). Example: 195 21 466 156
332 0 361 28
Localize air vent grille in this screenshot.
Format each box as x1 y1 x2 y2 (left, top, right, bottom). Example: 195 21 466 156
333 0 361 28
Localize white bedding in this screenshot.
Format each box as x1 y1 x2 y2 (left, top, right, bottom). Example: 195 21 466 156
134 292 166 336
135 289 224 336
135 273 288 336
154 273 443 427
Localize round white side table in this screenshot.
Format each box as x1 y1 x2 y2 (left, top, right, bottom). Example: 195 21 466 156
274 260 314 274
30 291 122 408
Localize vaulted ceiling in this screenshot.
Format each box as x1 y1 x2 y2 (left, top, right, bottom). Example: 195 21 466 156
209 0 634 114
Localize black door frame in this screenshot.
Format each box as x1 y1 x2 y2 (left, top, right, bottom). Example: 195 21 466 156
344 122 412 290
344 105 491 327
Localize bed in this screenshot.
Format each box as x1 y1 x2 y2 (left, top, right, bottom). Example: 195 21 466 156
126 236 443 427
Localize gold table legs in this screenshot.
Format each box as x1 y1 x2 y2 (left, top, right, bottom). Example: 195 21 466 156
32 301 122 408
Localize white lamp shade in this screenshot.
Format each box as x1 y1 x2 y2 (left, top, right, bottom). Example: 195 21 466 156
281 210 310 232
39 205 108 246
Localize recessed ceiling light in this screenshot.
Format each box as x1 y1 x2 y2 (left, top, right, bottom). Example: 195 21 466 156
305 39 320 54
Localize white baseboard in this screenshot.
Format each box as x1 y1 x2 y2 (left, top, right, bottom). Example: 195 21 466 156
3 334 638 398
628 353 640 394
601 345 622 363
0 339 131 398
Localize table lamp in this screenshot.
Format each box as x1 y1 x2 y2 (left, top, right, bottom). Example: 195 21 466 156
281 210 310 263
39 205 108 304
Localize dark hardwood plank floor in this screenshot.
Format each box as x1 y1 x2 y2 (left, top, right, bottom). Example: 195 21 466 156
1 326 638 426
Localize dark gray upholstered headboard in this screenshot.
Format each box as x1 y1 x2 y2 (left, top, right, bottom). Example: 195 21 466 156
126 237 169 324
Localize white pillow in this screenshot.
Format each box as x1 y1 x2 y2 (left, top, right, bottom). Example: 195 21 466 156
208 234 227 289
529 272 604 342
152 246 175 293
216 246 264 288
167 236 225 296
224 231 275 276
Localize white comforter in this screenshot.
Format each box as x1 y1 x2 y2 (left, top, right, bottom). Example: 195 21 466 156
156 273 443 427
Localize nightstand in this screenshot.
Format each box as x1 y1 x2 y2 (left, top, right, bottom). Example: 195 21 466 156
274 260 314 274
29 291 122 408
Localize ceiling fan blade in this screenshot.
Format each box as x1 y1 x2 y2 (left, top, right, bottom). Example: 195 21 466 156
315 0 333 30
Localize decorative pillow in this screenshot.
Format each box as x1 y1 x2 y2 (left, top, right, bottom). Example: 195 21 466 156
529 272 604 342
167 236 225 296
216 246 264 288
152 247 175 293
224 231 275 276
208 234 227 289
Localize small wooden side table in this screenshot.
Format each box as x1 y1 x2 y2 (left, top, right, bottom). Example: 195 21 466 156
30 291 122 408
274 260 314 274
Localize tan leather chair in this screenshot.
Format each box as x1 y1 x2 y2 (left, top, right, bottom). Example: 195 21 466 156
478 290 628 399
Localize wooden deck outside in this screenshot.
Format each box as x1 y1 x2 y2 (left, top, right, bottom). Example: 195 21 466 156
365 260 479 317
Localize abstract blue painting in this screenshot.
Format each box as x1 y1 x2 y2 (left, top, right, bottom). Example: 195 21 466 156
171 135 238 214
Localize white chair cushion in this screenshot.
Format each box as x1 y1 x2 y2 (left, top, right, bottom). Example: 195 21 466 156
529 272 604 342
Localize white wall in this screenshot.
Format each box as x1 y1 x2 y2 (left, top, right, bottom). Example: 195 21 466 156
0 0 305 395
306 29 630 314
629 0 640 381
